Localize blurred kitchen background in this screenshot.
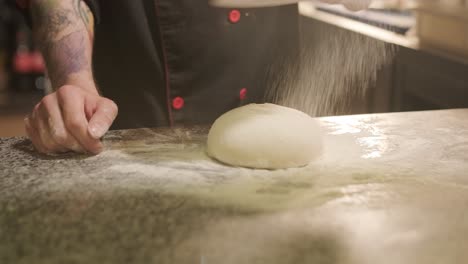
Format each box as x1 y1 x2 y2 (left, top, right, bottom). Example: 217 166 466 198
0 0 47 137
0 0 467 137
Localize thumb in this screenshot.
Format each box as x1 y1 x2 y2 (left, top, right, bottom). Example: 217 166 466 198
88 98 118 139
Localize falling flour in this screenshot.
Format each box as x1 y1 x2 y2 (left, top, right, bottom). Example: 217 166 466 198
265 18 397 117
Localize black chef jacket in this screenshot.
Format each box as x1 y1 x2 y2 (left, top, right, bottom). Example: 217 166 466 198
16 0 299 129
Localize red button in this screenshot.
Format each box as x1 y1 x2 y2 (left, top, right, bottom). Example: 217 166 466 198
229 10 241 24
172 97 184 110
239 88 247 100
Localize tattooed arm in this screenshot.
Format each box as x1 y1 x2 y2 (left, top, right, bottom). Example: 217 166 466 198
25 0 118 155
31 0 95 91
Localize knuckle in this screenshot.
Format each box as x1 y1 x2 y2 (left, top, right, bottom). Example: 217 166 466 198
38 100 53 115
57 85 78 98
33 102 41 113
65 117 84 131
108 100 118 112
58 85 73 93
51 130 68 145
41 94 54 106
26 122 38 138
24 116 31 127
103 99 119 117
70 143 86 153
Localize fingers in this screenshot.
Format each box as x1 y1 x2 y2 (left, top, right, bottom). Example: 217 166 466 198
88 98 118 139
38 94 85 153
34 108 68 153
25 115 49 154
25 95 82 154
57 85 103 154
27 101 66 153
24 85 116 155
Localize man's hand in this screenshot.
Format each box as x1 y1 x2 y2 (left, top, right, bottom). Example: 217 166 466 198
27 0 109 154
25 85 118 154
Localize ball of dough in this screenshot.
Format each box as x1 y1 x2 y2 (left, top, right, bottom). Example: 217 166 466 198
206 103 322 169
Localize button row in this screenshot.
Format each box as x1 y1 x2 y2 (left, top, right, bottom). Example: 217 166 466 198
171 9 244 111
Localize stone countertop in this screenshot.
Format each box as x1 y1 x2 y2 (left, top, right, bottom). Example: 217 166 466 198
1 109 468 264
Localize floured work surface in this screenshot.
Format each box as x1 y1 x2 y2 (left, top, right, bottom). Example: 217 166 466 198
1 109 468 264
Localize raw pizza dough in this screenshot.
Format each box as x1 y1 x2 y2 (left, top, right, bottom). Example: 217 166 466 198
206 103 322 169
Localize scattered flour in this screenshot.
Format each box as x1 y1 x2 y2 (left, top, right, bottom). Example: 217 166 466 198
265 17 397 117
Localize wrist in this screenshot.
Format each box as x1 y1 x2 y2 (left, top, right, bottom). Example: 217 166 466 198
51 72 99 96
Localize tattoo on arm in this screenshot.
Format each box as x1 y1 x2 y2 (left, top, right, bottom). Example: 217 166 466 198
31 2 75 40
43 30 89 87
73 0 94 36
30 0 95 89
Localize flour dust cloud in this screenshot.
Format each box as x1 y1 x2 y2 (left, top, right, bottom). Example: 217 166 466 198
265 19 397 117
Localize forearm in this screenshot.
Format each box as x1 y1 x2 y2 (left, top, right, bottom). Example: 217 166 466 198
30 0 96 93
